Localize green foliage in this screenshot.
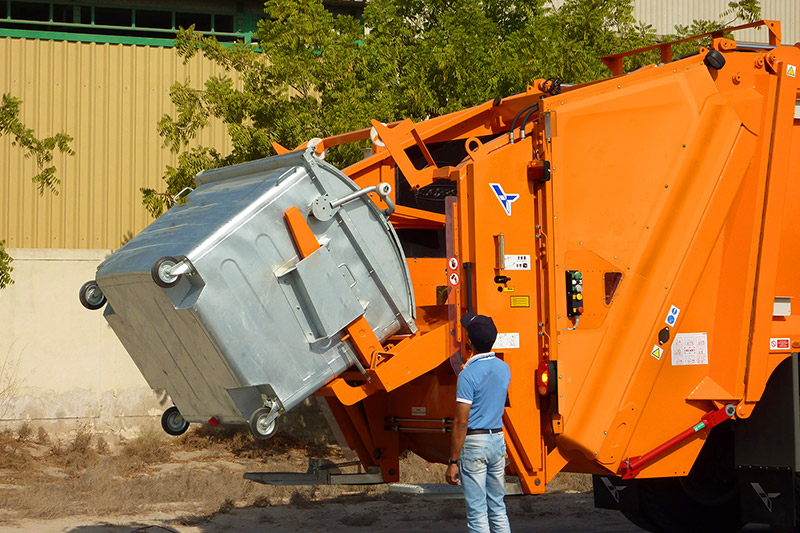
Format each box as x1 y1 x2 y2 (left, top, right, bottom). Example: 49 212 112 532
147 0 762 216
0 94 74 289
0 93 75 196
0 240 12 290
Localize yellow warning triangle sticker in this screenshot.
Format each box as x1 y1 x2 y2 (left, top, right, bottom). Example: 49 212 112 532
651 345 663 360
787 65 796 78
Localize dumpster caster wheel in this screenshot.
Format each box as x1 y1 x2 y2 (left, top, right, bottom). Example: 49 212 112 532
161 406 189 436
250 407 278 440
79 280 107 310
152 256 181 288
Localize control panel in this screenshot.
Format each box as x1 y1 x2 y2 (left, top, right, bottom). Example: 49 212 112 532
566 270 584 317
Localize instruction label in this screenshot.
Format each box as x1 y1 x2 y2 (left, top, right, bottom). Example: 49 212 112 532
787 64 797 78
504 255 531 270
411 406 427 417
672 332 708 366
494 333 520 350
770 338 791 350
510 295 530 308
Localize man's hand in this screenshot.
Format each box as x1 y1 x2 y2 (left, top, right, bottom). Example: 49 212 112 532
446 463 459 485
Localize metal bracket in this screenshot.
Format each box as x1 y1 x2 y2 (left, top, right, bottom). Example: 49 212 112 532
244 458 384 486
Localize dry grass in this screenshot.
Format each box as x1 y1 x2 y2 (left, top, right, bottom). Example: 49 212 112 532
0 425 356 523
0 423 587 525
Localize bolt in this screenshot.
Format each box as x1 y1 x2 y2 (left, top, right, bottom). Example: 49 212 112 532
664 185 668 188
559 375 562 379
604 431 607 435
617 85 621 89
579 242 583 245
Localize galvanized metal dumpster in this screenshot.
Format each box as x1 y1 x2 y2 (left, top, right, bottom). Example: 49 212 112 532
93 148 416 435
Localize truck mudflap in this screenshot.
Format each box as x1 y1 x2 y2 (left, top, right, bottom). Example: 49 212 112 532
735 353 800 529
90 147 416 434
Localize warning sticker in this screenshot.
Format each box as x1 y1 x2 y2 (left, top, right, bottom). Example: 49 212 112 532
504 255 531 271
672 332 708 366
770 338 791 350
651 345 663 361
787 64 797 78
510 296 530 307
449 273 459 286
494 333 520 350
448 257 459 270
411 406 427 417
665 305 680 327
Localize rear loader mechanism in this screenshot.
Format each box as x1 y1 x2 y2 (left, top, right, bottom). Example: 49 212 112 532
80 20 800 531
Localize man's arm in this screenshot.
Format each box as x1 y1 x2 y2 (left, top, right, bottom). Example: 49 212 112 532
445 401 470 485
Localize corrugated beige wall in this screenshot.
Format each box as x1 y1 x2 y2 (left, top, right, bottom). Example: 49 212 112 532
633 0 799 44
0 37 236 250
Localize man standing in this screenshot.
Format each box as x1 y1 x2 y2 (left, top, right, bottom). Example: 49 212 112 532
446 312 512 533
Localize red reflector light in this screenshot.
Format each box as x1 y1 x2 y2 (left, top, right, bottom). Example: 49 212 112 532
537 360 550 396
208 416 220 426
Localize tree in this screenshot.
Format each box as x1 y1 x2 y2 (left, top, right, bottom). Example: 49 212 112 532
145 0 760 217
0 93 75 289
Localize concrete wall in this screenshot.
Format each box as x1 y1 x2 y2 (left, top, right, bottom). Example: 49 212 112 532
0 248 163 436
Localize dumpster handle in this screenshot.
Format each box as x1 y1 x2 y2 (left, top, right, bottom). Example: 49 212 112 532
172 187 194 204
330 183 395 218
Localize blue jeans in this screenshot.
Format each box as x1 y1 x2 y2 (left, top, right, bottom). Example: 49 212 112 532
459 433 510 533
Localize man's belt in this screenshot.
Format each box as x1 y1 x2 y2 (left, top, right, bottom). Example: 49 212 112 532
466 428 503 435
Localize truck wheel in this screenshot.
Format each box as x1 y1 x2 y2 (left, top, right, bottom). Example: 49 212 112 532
161 406 189 436
249 407 278 440
79 280 107 310
622 422 742 533
151 256 181 288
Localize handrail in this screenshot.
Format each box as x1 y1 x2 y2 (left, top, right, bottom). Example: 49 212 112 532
601 20 781 76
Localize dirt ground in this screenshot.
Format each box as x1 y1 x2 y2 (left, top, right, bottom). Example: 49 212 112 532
0 423 643 532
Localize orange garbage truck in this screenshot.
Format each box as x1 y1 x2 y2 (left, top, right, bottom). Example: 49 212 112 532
80 20 800 531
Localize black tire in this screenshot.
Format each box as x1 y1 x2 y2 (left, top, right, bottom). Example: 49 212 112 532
79 280 107 310
249 407 278 440
161 406 189 436
621 422 742 533
151 256 181 288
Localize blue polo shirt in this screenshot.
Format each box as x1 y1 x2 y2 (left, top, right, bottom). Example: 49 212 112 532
456 352 511 430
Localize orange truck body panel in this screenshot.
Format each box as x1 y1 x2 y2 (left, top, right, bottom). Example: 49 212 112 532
297 23 800 493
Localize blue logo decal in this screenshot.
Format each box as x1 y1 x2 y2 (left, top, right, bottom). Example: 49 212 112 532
490 183 519 216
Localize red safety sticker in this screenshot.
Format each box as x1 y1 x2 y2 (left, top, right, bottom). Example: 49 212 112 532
770 338 791 350
449 273 459 286
448 257 459 270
